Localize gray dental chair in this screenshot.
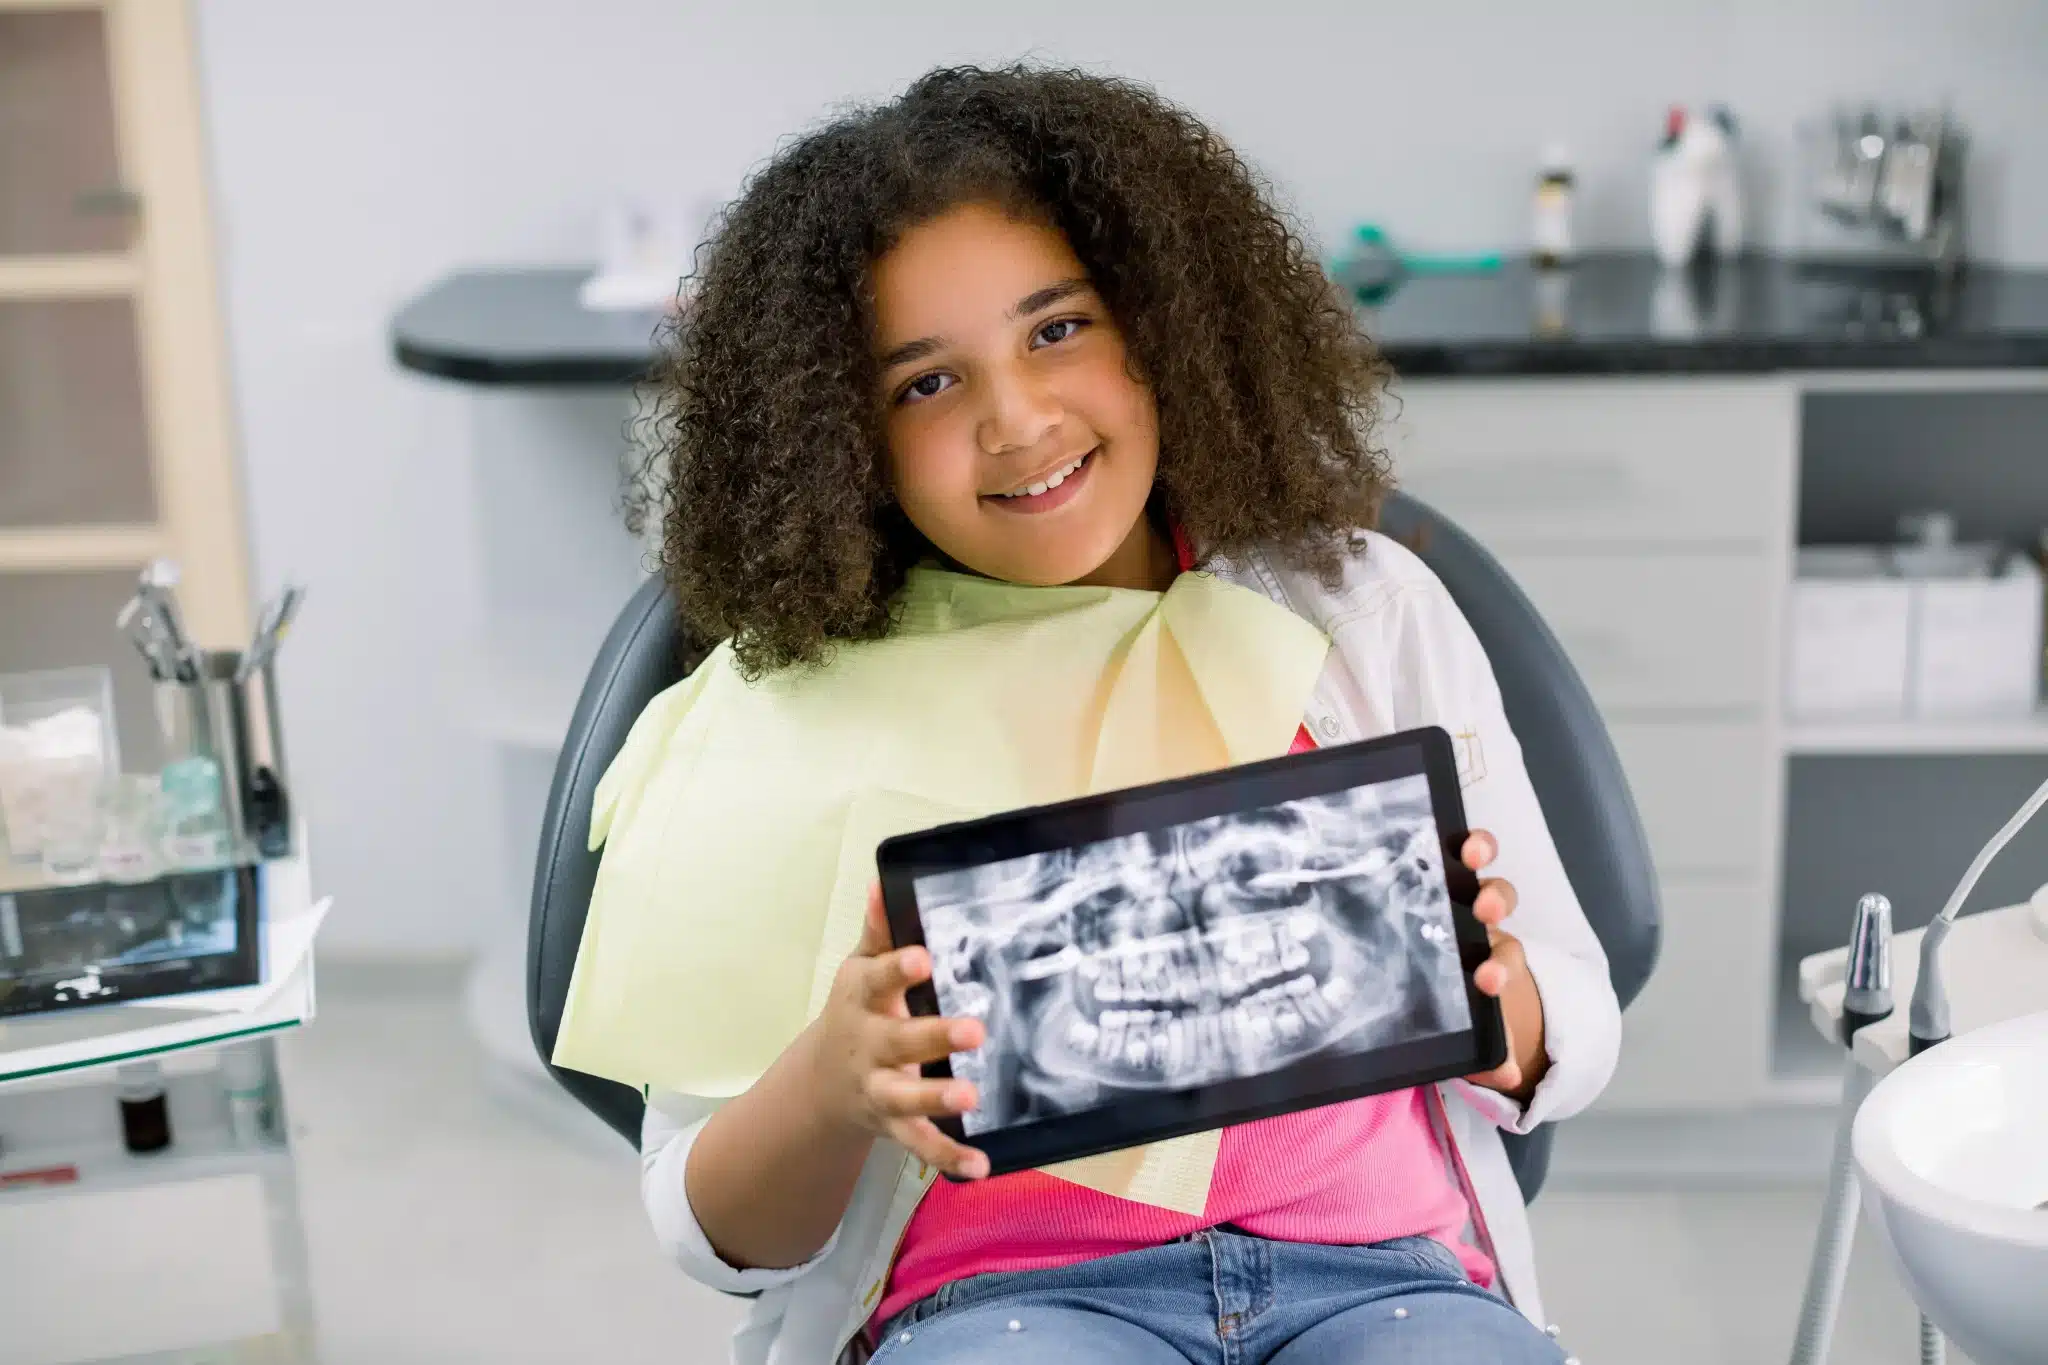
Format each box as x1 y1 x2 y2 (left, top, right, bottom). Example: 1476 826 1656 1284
527 493 1662 1201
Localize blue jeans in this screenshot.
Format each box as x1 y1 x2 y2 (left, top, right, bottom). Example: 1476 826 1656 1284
868 1230 1567 1364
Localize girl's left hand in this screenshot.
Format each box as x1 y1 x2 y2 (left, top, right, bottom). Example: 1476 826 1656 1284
1457 830 1547 1102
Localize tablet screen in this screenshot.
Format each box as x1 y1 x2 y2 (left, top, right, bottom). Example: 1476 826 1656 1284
905 747 1480 1142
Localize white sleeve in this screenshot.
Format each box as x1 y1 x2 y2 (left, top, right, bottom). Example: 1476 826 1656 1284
640 1089 841 1293
1382 577 1624 1131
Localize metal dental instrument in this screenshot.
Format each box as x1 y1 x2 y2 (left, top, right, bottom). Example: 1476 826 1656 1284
115 595 178 682
137 559 199 683
234 584 305 684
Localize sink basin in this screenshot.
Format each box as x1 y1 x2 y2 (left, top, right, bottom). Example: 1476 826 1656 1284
1854 1009 2048 1365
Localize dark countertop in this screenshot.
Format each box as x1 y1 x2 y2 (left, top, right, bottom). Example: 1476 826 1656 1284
391 254 2048 386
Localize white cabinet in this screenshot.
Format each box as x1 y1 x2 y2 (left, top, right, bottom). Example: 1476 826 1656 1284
1608 721 1776 878
1599 881 1772 1110
1387 378 1798 1111
1384 378 1795 547
1505 553 1773 712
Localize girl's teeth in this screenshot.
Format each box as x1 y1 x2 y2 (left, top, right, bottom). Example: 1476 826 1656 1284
1004 453 1087 498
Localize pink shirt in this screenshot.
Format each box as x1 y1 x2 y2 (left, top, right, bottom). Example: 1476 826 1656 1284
876 722 1493 1327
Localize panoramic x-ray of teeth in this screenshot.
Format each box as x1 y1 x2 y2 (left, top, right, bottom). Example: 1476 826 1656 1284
915 774 1472 1135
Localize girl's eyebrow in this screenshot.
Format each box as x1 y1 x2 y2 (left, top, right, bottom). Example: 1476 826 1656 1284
1007 277 1092 319
877 278 1094 372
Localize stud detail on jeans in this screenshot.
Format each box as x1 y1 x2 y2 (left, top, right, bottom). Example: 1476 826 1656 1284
1007 1320 1023 1333
1392 1308 1409 1320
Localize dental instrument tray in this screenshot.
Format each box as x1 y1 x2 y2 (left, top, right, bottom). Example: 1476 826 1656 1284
0 864 263 1019
878 725 1506 1177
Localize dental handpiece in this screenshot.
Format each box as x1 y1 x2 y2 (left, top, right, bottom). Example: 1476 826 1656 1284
1789 893 1895 1365
1840 893 1895 1041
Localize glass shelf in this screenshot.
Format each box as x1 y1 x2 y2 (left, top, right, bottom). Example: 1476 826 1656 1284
0 851 317 1088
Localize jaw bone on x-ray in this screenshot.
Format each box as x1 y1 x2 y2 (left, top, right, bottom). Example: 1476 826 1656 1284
916 774 1472 1135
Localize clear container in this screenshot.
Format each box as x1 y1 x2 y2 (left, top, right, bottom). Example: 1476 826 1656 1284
97 772 164 884
0 666 119 862
220 1041 271 1147
37 788 103 884
159 755 231 870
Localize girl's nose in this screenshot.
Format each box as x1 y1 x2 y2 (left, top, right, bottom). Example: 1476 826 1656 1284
977 366 1062 456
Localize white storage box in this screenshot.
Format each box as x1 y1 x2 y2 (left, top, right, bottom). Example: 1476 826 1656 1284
1909 553 2044 718
1788 548 1913 719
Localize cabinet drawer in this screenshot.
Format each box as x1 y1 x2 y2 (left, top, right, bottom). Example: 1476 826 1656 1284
1599 880 1773 1111
1502 551 1772 711
1607 721 1772 877
1384 378 1795 546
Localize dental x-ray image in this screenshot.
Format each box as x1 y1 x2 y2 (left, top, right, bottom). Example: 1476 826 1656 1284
915 773 1472 1136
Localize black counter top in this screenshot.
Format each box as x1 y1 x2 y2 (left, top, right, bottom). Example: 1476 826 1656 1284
391 254 2048 386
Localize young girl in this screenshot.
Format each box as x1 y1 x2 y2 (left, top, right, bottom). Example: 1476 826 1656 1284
568 64 1619 1365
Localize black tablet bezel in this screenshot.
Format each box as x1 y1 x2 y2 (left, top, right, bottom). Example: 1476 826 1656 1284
876 724 1507 1178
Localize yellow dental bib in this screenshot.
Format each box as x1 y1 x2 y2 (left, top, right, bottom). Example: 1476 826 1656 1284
553 565 1329 1213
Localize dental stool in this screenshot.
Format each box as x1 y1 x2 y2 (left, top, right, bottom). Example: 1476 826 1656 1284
526 493 1662 1200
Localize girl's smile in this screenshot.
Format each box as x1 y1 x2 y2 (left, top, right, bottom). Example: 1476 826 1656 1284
983 446 1096 513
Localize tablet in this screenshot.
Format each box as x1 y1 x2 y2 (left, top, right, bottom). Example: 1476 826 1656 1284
877 725 1507 1178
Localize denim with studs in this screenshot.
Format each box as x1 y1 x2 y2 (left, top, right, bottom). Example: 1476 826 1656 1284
869 1228 1567 1365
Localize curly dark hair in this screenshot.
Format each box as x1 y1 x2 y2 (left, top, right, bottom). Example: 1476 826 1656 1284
634 63 1392 677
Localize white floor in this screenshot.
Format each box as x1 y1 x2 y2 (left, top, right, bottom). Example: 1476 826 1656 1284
283 961 1957 1365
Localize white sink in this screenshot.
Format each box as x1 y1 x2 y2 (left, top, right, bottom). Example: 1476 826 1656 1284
1854 1009 2048 1365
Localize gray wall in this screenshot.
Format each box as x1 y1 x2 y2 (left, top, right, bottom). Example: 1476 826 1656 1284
192 0 2048 955
1800 392 2048 549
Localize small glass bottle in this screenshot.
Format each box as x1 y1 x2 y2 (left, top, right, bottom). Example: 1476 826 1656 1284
220 1042 271 1147
1532 143 1575 269
160 755 233 869
97 773 165 884
116 1060 173 1154
37 768 104 885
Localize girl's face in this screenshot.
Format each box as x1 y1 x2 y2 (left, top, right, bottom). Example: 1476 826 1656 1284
871 202 1168 590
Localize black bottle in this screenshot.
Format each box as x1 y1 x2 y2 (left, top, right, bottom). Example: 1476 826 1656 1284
117 1061 173 1154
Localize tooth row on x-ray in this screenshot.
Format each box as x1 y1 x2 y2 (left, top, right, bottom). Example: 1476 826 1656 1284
919 777 1468 1131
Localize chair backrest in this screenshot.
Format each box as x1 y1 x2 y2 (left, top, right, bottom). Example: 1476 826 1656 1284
527 574 700 1145
1376 493 1663 1198
528 494 1662 1198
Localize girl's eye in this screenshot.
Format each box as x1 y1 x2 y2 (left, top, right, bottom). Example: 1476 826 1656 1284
899 372 955 404
1032 317 1087 348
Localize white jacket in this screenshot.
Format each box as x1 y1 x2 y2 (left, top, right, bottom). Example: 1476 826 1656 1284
639 532 1624 1365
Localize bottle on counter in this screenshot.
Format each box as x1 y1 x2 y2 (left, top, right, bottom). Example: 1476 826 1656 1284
1652 105 1745 268
1532 144 1575 269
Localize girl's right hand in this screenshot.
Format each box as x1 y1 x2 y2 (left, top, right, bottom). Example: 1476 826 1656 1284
809 883 991 1180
